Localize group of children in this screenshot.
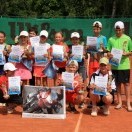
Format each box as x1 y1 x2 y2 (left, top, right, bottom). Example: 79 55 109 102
0 20 132 116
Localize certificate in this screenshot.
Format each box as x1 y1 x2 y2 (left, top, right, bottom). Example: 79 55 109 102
109 48 123 66
34 45 48 65
93 76 108 96
72 45 83 62
0 45 5 65
8 76 21 95
30 36 40 47
86 36 97 52
52 44 64 61
8 45 21 63
62 72 74 91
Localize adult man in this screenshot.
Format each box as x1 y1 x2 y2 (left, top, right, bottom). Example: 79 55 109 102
107 21 132 112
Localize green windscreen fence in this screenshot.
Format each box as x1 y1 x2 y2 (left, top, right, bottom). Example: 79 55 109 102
0 17 132 44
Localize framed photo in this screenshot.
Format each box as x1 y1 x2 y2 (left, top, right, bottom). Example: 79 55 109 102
22 85 66 119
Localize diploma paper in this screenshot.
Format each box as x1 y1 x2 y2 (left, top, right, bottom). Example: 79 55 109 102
62 72 74 91
52 44 64 61
8 45 21 63
8 76 21 95
0 45 5 65
30 36 40 47
109 48 123 66
93 76 108 95
72 45 83 62
86 36 97 52
34 45 48 65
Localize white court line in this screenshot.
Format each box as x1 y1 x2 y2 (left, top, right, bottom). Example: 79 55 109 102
74 112 83 132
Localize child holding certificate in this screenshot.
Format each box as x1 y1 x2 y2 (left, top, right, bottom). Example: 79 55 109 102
57 60 85 113
69 32 88 88
0 31 11 75
107 21 132 112
89 57 116 116
87 21 107 77
33 30 51 86
14 31 33 86
0 62 22 114
51 32 69 85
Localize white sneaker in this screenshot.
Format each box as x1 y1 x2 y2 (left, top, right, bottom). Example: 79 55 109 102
103 106 110 115
91 106 97 117
7 107 14 114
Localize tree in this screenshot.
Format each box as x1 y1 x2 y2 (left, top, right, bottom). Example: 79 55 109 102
0 0 132 18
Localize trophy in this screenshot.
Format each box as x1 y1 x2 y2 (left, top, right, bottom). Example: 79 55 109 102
98 43 103 52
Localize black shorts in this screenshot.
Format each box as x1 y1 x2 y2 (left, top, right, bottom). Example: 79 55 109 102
112 70 130 84
57 68 65 74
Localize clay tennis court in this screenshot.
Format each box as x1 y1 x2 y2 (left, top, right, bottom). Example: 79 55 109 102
0 58 132 132
0 94 132 132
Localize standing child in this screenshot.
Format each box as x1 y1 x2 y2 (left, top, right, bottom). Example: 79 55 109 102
69 32 88 88
107 21 132 111
0 62 22 114
28 27 38 86
87 21 107 77
0 31 11 75
14 31 33 86
33 30 51 86
51 32 69 86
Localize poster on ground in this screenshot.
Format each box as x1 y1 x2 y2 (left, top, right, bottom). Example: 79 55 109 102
22 85 66 119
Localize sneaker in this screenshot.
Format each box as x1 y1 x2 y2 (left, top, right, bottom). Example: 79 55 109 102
78 102 85 109
6 104 16 114
7 107 14 114
103 106 110 115
91 106 97 117
0 103 6 106
69 103 77 113
115 104 122 110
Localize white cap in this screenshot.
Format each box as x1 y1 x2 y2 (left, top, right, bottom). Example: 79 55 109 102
19 31 29 37
114 21 124 29
67 60 78 67
40 30 48 38
4 63 17 71
93 21 102 28
71 32 80 38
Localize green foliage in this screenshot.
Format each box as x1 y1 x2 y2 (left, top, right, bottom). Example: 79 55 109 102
0 0 132 18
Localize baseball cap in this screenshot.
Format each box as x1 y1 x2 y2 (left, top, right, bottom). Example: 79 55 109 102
19 31 29 37
67 60 79 67
93 21 102 28
99 57 109 65
4 63 17 71
40 30 48 38
71 32 80 38
114 21 124 29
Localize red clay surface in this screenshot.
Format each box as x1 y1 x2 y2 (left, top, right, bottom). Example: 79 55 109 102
0 94 132 132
